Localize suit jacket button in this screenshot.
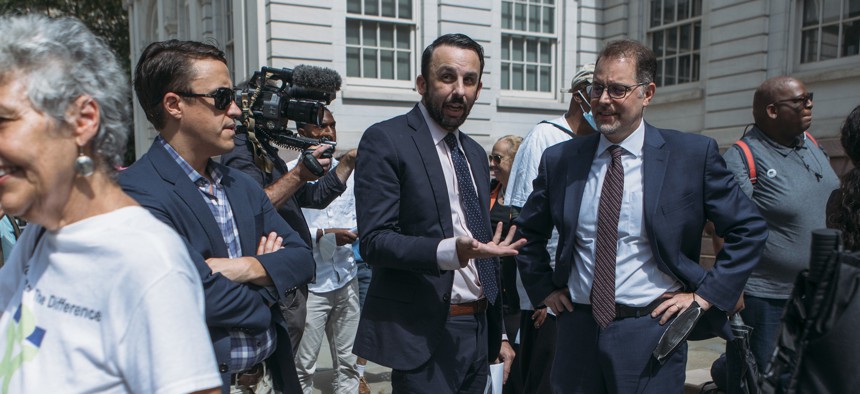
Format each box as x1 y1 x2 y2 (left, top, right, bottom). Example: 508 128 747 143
219 363 229 373
443 294 450 303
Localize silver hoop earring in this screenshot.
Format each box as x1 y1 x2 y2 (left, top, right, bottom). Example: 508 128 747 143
74 145 94 177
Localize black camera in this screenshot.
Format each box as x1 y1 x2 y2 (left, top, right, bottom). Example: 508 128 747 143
235 66 337 175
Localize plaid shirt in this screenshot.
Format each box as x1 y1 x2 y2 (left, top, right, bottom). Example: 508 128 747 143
159 137 276 372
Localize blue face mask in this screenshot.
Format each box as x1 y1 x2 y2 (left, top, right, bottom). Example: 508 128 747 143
576 90 598 131
581 109 598 131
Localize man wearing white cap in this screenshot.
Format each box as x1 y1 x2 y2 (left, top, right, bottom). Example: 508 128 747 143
502 64 595 393
506 64 596 207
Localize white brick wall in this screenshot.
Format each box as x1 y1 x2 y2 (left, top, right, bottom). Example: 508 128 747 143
129 0 860 156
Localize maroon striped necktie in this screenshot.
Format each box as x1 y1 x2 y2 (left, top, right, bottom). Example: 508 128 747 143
592 145 624 328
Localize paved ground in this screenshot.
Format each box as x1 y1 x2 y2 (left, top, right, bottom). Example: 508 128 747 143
310 336 725 394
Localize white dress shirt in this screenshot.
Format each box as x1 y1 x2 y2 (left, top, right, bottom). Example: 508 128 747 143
287 158 358 293
418 103 483 304
568 120 680 307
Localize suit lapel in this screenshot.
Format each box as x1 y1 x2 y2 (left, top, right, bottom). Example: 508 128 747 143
642 123 668 238
407 106 455 237
148 143 230 257
219 164 258 255
564 134 599 236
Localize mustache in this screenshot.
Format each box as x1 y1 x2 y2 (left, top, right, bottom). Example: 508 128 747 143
445 95 466 105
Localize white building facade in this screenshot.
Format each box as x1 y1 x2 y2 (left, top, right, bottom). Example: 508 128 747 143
126 0 860 169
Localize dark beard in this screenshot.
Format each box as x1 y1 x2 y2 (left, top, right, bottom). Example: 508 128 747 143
424 97 469 131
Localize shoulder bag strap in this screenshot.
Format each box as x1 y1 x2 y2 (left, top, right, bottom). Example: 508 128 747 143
539 120 576 139
733 140 757 186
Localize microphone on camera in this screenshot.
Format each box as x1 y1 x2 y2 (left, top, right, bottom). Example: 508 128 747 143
292 65 342 103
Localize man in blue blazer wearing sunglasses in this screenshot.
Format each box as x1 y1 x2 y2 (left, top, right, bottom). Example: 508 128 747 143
120 39 314 394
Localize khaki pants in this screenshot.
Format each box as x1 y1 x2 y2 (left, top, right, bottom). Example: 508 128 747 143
295 278 360 394
230 363 275 394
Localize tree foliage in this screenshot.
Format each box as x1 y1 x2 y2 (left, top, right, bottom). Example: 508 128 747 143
0 0 130 73
1 0 135 162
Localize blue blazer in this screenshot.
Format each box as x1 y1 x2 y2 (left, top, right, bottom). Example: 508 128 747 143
515 124 767 327
119 141 314 393
353 105 504 370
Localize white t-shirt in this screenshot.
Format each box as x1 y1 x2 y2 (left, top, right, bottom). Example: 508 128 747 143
0 206 221 394
505 116 571 310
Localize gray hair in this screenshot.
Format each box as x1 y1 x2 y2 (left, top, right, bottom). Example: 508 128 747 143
0 13 130 174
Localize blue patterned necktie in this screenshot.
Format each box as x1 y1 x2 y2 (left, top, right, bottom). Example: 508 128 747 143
592 145 624 328
443 132 498 303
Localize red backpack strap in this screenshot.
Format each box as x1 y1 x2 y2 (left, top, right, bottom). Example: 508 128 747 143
733 140 757 185
804 131 819 147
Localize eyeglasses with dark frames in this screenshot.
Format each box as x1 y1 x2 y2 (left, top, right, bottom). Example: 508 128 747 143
488 154 503 164
175 87 236 111
589 82 649 100
771 92 814 108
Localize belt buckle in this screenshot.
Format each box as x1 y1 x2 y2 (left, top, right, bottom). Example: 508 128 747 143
232 363 265 389
449 298 488 316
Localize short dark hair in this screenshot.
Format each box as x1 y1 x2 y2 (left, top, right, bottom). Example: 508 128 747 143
133 40 227 130
595 39 657 84
421 33 485 81
843 105 860 166
833 104 860 249
295 107 334 132
752 76 796 125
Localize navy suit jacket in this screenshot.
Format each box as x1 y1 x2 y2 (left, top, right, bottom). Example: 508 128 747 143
353 105 503 370
516 123 767 328
119 141 314 392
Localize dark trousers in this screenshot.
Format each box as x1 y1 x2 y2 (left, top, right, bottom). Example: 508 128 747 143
516 309 556 394
502 311 523 394
391 312 489 394
552 307 687 394
739 295 787 370
279 284 308 356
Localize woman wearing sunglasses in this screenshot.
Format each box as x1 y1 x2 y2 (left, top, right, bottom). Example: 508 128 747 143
488 134 524 389
489 135 523 211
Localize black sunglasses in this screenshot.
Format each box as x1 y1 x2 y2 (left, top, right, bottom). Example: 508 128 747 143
176 87 236 110
772 92 814 108
488 154 503 164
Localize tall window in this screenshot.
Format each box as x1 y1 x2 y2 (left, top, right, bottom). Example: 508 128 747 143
801 0 860 63
224 0 235 81
346 0 414 81
501 0 556 93
648 0 702 86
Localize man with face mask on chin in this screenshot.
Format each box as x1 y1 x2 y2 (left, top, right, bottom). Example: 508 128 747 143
506 64 597 208
515 39 767 392
354 33 525 393
501 63 595 393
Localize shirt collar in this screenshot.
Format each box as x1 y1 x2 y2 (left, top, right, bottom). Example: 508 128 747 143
596 118 645 158
418 102 461 147
750 125 807 157
157 136 221 185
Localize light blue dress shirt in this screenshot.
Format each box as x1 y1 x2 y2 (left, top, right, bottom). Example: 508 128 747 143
568 120 681 307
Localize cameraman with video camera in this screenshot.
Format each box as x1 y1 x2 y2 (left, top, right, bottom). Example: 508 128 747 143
221 66 357 357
